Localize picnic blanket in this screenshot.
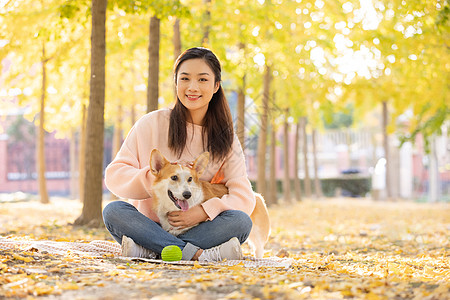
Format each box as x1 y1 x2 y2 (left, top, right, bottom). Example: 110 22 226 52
0 236 122 256
0 236 293 268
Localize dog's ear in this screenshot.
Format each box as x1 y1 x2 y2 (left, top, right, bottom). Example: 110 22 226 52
150 149 168 175
193 152 209 176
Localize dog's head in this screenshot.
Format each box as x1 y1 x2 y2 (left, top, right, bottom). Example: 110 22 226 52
149 149 209 211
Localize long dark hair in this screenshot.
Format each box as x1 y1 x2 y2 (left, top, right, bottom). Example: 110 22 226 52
169 47 234 162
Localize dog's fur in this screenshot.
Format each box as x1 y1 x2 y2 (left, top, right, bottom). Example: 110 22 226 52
150 149 270 258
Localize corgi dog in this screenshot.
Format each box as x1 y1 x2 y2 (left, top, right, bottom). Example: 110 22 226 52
149 149 270 258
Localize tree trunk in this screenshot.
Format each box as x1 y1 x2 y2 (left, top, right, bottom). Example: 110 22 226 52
301 117 311 197
147 16 160 113
236 42 246 149
293 120 302 201
74 0 107 227
172 18 181 100
70 128 77 200
173 18 181 61
382 101 392 199
38 44 49 204
283 109 291 203
237 78 246 149
256 65 271 196
112 105 123 158
78 103 87 202
110 104 123 200
267 122 277 206
428 134 439 202
202 0 211 46
130 102 136 125
312 128 322 198
346 129 352 168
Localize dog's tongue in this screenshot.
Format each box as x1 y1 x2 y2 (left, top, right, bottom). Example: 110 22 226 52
177 200 189 211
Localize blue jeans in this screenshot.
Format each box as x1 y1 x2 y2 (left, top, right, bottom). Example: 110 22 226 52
102 201 253 260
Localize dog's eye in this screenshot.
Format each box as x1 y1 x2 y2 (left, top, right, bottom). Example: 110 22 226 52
171 175 178 181
188 177 192 182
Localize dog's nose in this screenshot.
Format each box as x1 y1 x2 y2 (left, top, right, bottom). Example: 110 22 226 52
182 191 191 199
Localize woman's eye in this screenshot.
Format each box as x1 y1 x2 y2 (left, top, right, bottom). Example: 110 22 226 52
188 177 192 182
199 78 208 82
180 77 189 81
171 175 178 181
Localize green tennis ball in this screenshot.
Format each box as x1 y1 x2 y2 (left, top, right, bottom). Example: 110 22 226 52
161 245 182 261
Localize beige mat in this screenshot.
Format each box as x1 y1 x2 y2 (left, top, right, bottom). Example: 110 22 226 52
129 256 293 268
0 236 293 268
0 236 122 256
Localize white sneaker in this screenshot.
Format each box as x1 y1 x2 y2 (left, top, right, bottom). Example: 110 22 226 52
198 237 243 262
121 235 157 259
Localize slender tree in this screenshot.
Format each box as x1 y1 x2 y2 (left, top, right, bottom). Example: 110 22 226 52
37 43 49 204
282 108 291 203
110 103 123 200
382 101 391 199
74 0 107 227
236 42 246 149
173 18 181 61
78 104 87 202
236 72 246 149
293 120 302 201
256 65 271 196
202 0 212 46
267 121 277 206
69 128 77 199
147 16 160 112
312 128 322 198
301 117 312 198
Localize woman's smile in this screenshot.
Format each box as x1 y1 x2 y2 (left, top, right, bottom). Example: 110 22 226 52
186 94 201 101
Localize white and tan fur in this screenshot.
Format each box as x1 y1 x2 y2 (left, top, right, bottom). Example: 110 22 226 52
150 149 270 258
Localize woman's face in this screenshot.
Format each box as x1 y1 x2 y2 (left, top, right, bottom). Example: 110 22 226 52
176 58 220 125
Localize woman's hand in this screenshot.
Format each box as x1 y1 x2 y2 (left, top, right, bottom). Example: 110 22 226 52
167 205 208 228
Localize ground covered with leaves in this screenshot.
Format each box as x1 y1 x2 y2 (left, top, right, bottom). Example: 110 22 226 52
0 196 449 299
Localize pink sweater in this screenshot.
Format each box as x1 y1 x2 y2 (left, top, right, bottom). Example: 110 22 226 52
104 109 256 223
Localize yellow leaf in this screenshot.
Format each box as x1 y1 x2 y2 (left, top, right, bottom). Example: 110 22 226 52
262 285 271 299
33 284 54 296
106 270 121 276
12 254 34 263
54 238 71 242
57 282 79 290
423 266 439 277
47 267 62 273
366 292 385 300
228 262 245 270
193 261 203 269
225 290 246 299
341 289 353 297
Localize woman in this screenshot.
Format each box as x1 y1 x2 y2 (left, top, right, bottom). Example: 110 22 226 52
103 47 256 262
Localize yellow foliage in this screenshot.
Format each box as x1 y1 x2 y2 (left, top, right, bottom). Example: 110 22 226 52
57 282 80 290
12 254 34 263
33 283 54 296
1 198 449 299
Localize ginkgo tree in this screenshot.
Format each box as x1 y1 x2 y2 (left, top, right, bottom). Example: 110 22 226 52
1 0 447 210
0 0 92 204
336 0 449 199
